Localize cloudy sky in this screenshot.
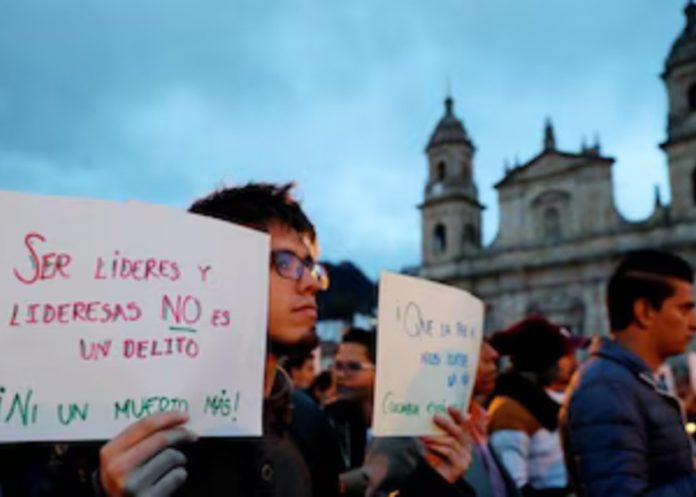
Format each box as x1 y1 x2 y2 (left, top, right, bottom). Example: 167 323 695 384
0 0 688 278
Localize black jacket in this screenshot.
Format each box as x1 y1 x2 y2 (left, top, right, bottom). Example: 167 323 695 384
0 370 341 497
0 443 98 497
172 369 340 497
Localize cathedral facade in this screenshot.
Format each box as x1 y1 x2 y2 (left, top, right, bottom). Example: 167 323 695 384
417 3 696 336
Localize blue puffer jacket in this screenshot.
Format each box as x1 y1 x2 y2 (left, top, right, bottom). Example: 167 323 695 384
560 338 696 497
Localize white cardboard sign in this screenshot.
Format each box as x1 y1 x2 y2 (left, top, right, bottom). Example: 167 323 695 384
0 191 269 442
373 272 484 436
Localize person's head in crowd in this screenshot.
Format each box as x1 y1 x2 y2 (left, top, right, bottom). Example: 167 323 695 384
333 327 376 406
549 328 589 393
473 339 499 400
189 182 329 358
490 315 569 387
607 249 696 368
283 352 317 389
551 351 579 393
308 370 337 406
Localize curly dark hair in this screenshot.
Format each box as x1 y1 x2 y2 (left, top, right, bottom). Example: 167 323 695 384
188 182 316 240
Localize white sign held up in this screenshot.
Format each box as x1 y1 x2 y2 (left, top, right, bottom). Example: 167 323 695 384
373 272 484 436
0 191 269 442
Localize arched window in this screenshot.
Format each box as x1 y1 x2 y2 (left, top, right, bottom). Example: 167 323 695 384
692 168 696 205
463 223 477 245
462 163 470 183
433 224 447 254
688 84 696 111
437 162 446 182
544 207 562 240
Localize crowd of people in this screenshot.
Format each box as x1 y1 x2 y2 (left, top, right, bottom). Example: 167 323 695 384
2 181 696 497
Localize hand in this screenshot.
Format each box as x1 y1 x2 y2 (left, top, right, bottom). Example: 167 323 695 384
420 407 473 484
100 411 197 497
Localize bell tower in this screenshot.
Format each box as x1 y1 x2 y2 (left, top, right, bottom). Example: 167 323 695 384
420 96 484 266
662 1 696 220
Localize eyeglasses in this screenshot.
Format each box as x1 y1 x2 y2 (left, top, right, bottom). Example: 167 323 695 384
333 360 375 375
271 250 329 290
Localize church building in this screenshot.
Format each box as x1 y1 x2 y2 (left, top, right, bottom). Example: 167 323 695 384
417 2 696 335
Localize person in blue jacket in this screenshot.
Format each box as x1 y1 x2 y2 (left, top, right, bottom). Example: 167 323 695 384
561 249 696 497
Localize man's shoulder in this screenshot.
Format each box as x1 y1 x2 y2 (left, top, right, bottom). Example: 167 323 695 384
573 354 637 392
290 389 336 443
292 389 322 420
565 355 645 419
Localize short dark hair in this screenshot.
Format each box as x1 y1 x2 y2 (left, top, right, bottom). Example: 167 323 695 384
341 327 376 364
282 352 314 372
188 182 316 240
607 249 694 331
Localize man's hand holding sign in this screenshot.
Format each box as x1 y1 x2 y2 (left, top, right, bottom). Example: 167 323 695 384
374 272 483 489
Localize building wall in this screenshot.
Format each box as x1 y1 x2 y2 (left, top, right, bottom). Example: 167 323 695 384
666 139 696 221
495 158 622 249
420 212 696 335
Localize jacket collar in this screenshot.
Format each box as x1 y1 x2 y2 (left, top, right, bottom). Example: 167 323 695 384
594 337 653 377
594 338 681 404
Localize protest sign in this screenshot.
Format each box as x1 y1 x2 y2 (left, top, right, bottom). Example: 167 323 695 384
373 272 484 436
0 191 269 442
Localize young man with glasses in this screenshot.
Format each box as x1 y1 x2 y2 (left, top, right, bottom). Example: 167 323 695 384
333 328 377 428
97 183 335 497
95 183 473 497
326 328 377 472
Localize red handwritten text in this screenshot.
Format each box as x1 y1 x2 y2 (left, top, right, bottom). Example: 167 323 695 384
8 300 142 327
94 251 181 282
122 336 199 359
13 233 72 285
211 309 231 328
79 339 113 360
197 265 212 282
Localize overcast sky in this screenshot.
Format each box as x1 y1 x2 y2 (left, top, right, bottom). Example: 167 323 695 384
0 0 688 278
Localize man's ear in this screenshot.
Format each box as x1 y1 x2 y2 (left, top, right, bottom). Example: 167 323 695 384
633 298 655 329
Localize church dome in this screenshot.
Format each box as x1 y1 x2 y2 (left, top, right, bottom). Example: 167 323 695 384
666 2 696 74
426 96 474 151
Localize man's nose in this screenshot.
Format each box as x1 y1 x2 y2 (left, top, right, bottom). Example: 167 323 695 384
298 268 322 294
689 311 696 331
333 365 346 380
